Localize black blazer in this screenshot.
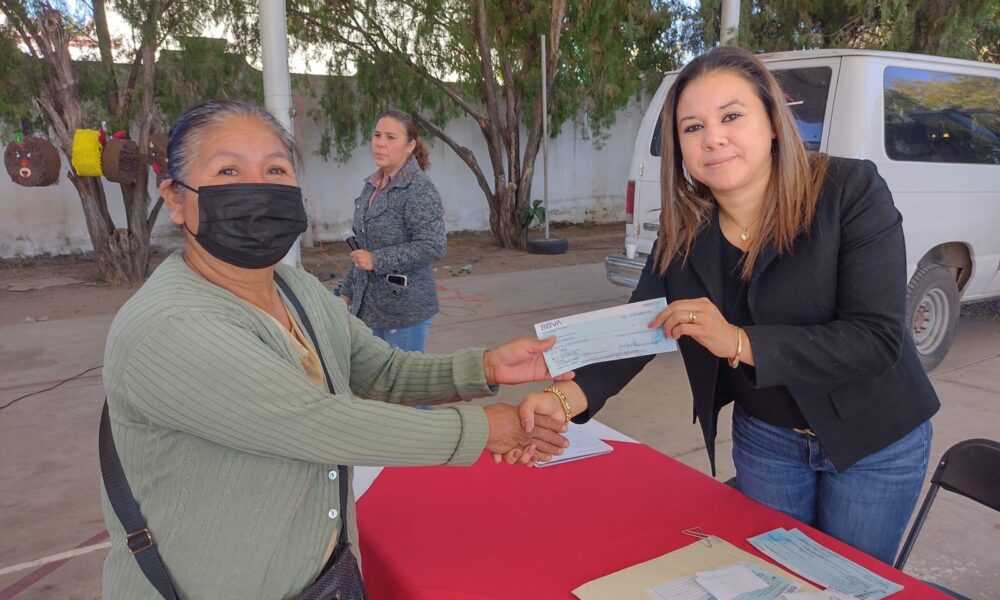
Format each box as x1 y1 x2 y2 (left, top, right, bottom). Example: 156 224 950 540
573 157 939 473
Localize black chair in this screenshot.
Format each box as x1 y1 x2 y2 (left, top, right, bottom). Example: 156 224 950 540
894 438 1000 599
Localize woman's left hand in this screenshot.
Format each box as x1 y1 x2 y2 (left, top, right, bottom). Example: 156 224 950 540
350 250 374 271
483 337 574 386
650 297 739 359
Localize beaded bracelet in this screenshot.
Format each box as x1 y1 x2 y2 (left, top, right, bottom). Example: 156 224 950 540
543 385 573 424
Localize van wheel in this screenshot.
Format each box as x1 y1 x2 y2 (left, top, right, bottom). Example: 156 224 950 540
906 264 960 371
526 237 569 255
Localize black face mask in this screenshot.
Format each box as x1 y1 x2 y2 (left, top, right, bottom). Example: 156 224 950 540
175 181 307 269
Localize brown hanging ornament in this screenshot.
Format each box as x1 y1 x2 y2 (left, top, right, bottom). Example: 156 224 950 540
102 138 141 184
4 136 61 187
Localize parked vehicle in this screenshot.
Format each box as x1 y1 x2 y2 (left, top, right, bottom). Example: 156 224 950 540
607 49 1000 371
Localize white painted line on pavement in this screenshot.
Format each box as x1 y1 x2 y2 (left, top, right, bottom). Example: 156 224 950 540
0 541 111 577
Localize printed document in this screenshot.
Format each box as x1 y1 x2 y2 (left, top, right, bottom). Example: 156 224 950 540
534 298 677 376
782 592 861 600
645 563 802 600
695 564 769 599
535 424 613 467
747 528 902 600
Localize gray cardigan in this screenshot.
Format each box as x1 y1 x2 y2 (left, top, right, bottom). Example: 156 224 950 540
343 156 447 329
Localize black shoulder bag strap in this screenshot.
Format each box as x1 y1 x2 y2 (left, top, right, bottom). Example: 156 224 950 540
99 401 180 600
274 273 351 552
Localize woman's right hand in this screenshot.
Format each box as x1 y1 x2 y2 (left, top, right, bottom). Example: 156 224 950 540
483 403 568 462
340 295 351 305
500 382 589 465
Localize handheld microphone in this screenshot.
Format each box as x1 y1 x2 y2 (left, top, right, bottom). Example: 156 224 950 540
340 229 361 251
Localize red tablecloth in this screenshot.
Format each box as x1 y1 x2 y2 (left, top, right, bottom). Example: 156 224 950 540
357 441 946 599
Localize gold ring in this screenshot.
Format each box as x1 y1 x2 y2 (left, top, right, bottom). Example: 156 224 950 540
688 312 697 324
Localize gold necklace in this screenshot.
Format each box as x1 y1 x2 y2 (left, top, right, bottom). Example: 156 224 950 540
720 212 758 242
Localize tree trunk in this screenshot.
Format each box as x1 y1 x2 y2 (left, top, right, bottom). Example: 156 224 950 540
507 0 565 249
485 183 524 248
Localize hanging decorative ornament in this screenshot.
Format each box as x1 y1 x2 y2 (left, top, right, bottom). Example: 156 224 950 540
148 133 169 186
71 129 104 176
102 132 140 184
4 136 61 187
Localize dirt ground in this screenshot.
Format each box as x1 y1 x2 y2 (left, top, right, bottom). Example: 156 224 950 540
0 223 624 326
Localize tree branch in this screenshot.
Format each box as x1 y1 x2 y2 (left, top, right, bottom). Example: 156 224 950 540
290 6 488 123
473 0 507 186
411 112 493 201
118 0 172 119
0 3 41 59
346 7 488 123
147 196 164 230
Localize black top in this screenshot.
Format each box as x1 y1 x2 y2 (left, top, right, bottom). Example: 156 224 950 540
718 232 808 429
570 157 939 474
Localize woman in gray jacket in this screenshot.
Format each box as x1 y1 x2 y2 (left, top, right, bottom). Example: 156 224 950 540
341 110 444 351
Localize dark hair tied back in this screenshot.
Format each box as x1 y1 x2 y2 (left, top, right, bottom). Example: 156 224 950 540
376 109 430 170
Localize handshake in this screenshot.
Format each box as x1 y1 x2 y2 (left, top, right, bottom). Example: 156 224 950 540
478 336 587 466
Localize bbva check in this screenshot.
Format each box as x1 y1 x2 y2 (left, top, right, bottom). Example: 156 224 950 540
533 297 678 377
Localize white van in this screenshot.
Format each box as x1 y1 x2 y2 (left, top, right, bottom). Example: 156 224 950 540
607 49 1000 371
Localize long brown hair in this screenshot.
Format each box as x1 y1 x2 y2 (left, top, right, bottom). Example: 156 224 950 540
655 47 828 281
376 109 430 170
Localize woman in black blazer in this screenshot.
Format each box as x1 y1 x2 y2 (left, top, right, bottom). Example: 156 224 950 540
515 47 939 564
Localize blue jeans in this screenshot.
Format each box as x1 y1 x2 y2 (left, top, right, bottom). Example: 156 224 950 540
731 404 931 563
371 317 434 352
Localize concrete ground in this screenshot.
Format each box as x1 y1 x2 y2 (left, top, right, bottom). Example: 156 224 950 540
1 262 997 599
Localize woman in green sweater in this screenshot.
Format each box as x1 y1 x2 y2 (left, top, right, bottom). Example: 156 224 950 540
101 100 569 599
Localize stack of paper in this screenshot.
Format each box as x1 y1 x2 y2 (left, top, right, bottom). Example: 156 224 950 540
535 424 613 467
747 529 902 600
573 538 818 600
645 562 802 600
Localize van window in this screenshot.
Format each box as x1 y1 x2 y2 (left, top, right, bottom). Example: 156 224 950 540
884 67 1000 164
650 110 663 157
649 66 832 156
772 67 832 151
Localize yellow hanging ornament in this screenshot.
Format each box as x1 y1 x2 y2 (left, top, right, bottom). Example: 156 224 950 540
71 129 104 176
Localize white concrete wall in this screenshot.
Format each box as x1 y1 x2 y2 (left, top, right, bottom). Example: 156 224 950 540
0 92 649 258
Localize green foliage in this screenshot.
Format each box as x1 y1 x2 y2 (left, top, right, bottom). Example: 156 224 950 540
0 0 265 133
691 0 1000 61
553 0 677 140
288 0 683 161
518 199 546 228
155 36 265 124
0 34 44 138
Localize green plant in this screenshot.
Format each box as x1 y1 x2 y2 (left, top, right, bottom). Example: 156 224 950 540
518 199 546 229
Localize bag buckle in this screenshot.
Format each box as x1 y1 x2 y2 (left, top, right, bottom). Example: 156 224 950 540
126 528 155 554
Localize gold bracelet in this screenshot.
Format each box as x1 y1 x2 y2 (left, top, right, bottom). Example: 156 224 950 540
727 326 743 369
543 385 572 425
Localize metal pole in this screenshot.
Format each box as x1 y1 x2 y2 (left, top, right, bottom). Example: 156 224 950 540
259 0 303 266
721 0 740 47
541 34 550 240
